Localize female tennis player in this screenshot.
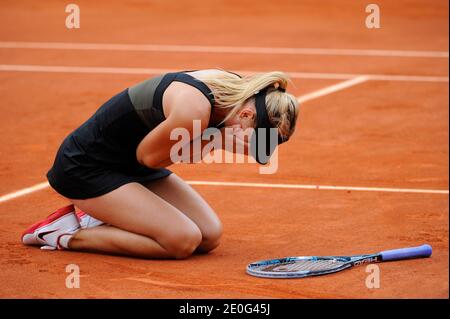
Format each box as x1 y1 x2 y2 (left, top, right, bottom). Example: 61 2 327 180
21 69 299 259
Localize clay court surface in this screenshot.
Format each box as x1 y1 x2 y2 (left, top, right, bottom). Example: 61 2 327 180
0 0 448 298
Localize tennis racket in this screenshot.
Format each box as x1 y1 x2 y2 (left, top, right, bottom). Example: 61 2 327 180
246 244 432 278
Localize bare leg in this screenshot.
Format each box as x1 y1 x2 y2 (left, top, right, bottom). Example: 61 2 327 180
69 225 171 259
144 174 223 253
69 182 202 259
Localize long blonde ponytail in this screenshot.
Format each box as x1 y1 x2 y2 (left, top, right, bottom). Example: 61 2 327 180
196 70 299 141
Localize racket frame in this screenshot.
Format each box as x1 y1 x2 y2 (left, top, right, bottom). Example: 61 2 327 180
246 254 381 278
247 244 432 278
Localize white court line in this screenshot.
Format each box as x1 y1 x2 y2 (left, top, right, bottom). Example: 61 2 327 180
0 41 448 58
0 64 448 83
295 72 449 83
1 180 447 203
0 182 50 203
0 76 447 204
297 76 369 103
187 181 449 195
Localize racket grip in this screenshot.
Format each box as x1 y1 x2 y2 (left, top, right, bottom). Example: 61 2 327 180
380 244 432 261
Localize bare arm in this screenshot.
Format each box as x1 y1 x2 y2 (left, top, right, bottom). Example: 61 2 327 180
149 126 252 167
149 135 219 167
136 90 210 168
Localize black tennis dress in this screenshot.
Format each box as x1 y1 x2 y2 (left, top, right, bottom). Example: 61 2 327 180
47 71 217 199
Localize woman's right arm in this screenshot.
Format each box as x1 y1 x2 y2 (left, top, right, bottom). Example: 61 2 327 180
136 91 211 169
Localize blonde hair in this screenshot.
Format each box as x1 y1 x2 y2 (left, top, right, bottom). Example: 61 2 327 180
196 71 299 141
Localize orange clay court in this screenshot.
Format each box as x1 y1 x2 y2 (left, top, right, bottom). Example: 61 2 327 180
0 0 448 298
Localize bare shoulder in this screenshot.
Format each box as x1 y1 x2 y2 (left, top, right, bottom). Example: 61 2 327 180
163 81 211 126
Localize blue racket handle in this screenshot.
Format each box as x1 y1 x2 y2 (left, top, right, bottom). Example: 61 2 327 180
380 244 432 261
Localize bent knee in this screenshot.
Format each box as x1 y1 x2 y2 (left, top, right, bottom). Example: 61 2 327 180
204 219 223 243
162 227 202 259
197 237 221 253
198 221 223 253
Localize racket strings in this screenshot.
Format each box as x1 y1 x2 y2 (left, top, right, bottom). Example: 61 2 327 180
261 259 345 272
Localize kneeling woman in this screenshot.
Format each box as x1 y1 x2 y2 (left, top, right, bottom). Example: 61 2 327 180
22 69 299 259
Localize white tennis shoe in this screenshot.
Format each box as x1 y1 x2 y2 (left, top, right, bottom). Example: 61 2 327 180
21 204 81 250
